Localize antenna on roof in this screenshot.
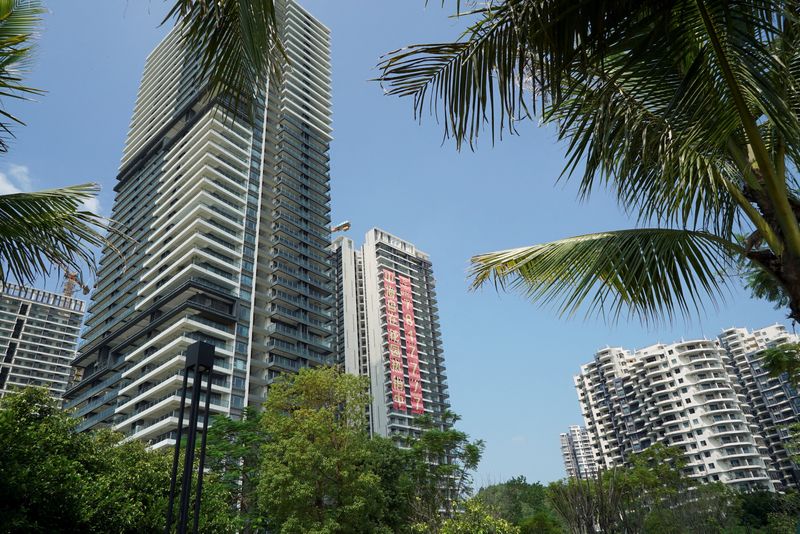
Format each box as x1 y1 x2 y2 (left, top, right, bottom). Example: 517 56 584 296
331 220 351 233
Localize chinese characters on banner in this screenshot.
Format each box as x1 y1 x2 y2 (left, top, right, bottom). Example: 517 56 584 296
383 269 406 411
399 275 425 414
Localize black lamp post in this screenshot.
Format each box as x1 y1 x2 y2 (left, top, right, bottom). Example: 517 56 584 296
165 341 215 534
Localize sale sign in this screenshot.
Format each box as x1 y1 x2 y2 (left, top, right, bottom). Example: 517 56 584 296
399 275 424 414
383 269 406 411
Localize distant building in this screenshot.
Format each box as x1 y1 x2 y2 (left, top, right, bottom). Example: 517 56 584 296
0 284 84 399
331 229 451 440
575 336 776 492
560 425 597 480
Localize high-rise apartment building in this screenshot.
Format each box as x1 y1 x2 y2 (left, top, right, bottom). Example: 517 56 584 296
560 425 597 480
574 338 775 492
331 229 451 439
719 325 800 489
64 1 334 443
0 284 84 399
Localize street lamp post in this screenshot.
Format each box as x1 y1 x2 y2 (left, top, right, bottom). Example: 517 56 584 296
165 341 215 534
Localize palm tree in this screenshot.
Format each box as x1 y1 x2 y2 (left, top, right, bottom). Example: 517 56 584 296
0 1 287 290
0 0 44 153
0 184 110 289
378 0 800 324
0 1 110 289
165 0 285 112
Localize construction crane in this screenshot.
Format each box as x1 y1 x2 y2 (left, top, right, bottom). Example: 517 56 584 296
63 272 89 297
63 273 78 297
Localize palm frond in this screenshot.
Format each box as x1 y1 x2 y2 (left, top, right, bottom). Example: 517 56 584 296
0 184 113 287
378 0 689 149
470 229 743 324
166 0 285 118
378 1 529 149
761 343 800 387
0 0 45 153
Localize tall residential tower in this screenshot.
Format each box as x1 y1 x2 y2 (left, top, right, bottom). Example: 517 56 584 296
572 325 800 491
718 325 800 489
574 339 775 492
65 1 334 444
331 229 451 439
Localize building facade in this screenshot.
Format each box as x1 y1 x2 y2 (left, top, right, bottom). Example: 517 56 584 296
64 0 335 444
574 338 776 492
331 229 451 439
719 325 800 489
0 284 84 399
560 425 598 480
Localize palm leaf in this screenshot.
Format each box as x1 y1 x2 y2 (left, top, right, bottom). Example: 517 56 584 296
380 1 799 237
761 343 800 387
166 0 286 118
0 0 45 153
470 228 743 324
378 1 529 149
0 184 113 288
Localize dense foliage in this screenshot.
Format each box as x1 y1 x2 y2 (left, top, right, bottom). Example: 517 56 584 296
206 366 484 533
476 476 561 532
0 388 236 533
543 445 799 534
0 370 487 534
439 499 520 534
4 372 799 534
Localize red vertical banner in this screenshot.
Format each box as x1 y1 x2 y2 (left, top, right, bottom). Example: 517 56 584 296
383 269 406 411
399 275 424 414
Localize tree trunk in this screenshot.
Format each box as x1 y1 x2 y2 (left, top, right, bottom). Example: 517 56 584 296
749 248 800 323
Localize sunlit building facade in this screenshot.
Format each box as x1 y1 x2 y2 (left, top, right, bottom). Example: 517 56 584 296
719 325 800 489
64 1 335 445
0 284 84 399
331 229 451 439
560 425 598 480
575 337 775 492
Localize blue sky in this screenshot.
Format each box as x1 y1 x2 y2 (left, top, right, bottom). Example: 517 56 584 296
6 1 792 486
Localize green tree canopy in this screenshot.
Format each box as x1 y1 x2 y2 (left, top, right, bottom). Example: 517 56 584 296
0 387 236 533
256 366 409 533
404 411 484 530
440 499 520 534
476 476 549 525
546 445 739 534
